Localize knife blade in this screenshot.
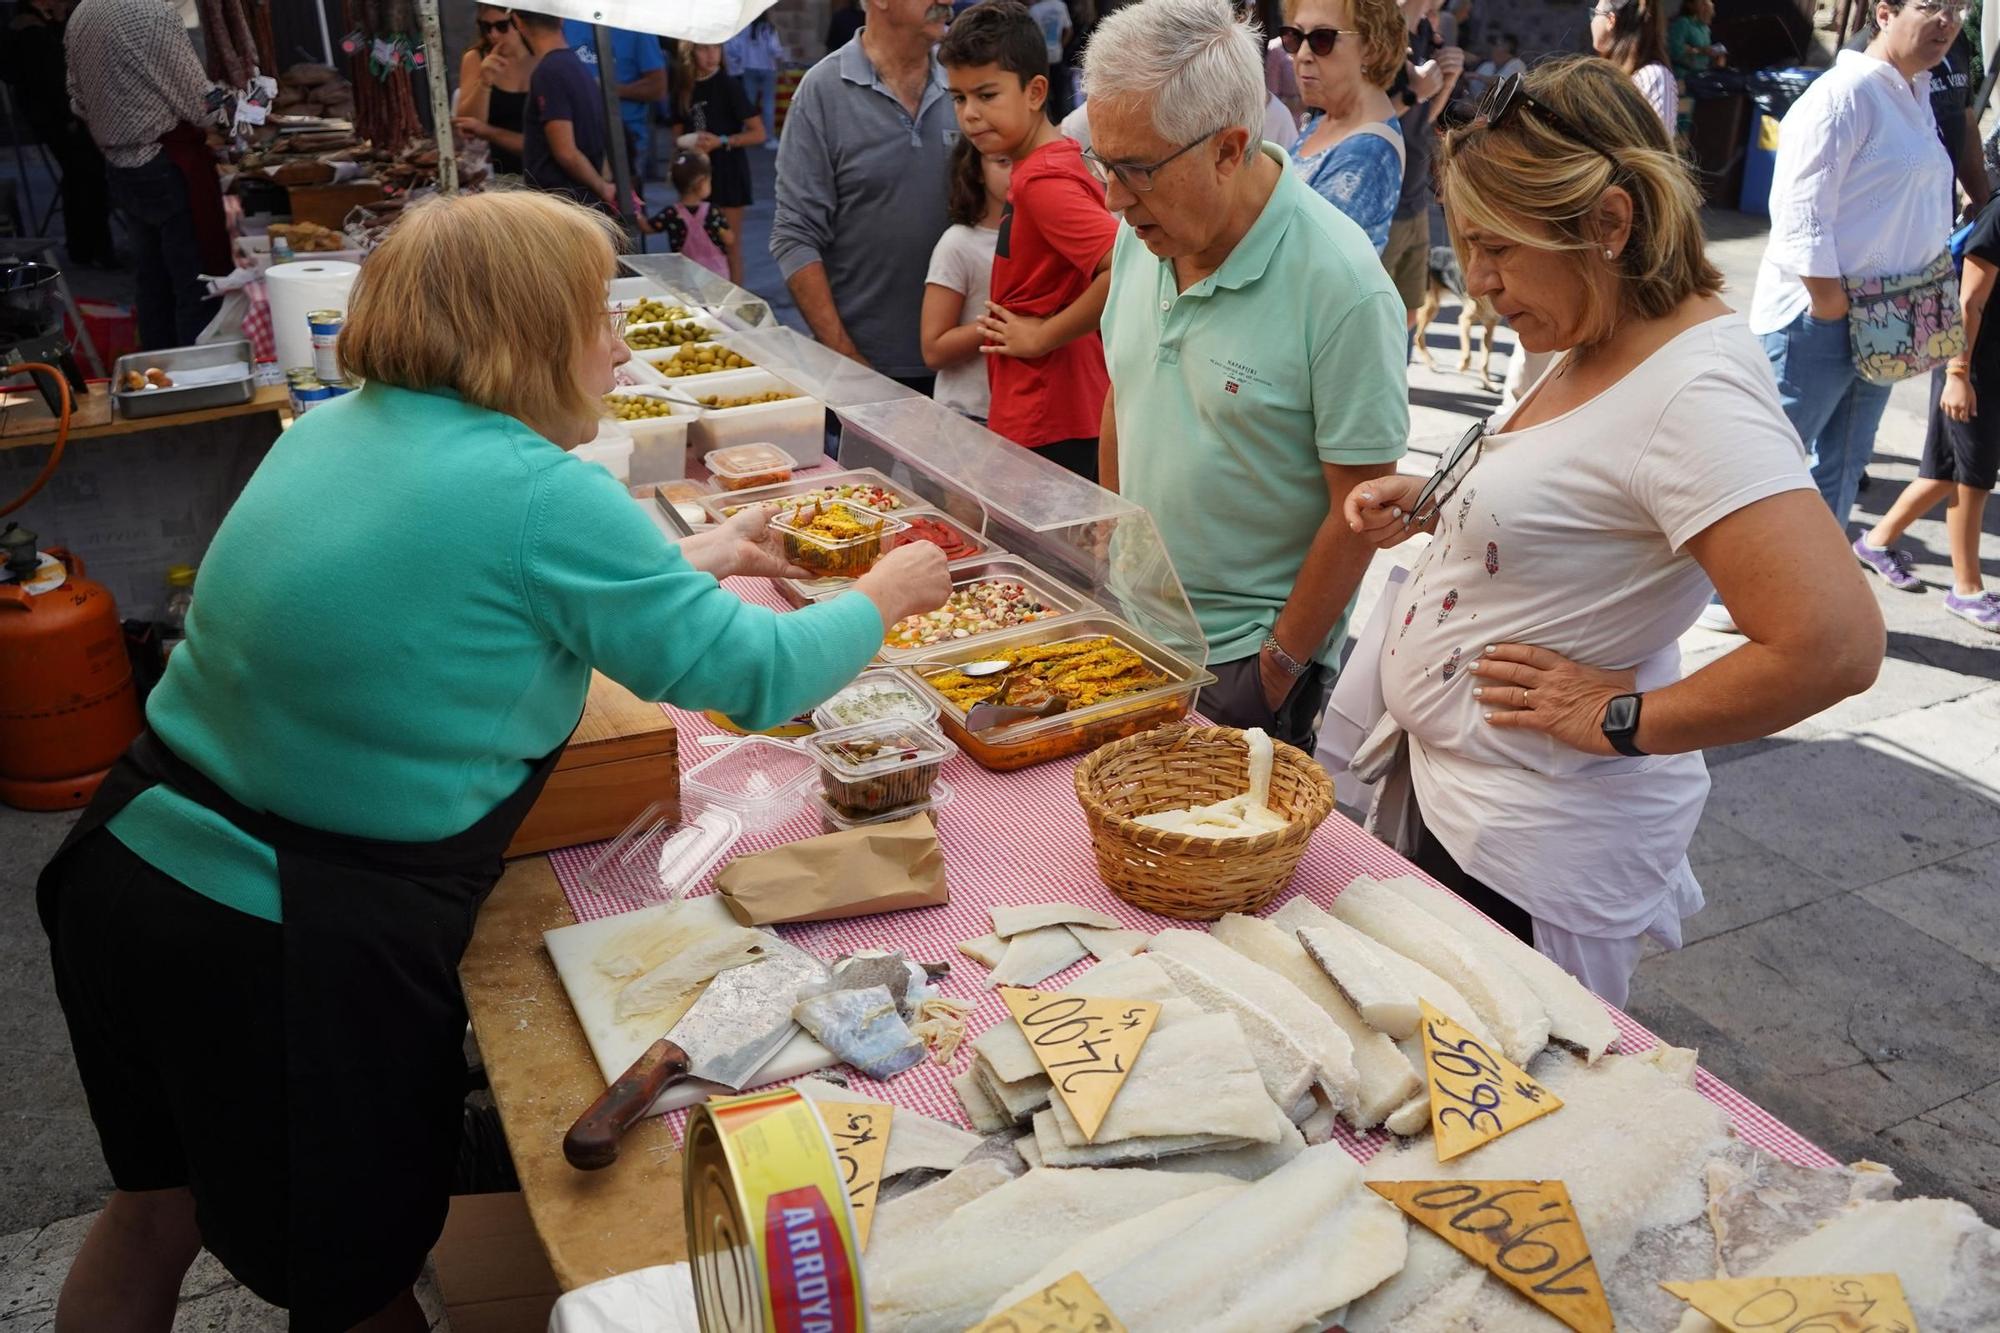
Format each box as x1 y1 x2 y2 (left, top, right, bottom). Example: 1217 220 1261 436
563 933 828 1170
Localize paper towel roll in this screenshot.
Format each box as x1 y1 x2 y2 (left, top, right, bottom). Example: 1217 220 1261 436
265 260 359 375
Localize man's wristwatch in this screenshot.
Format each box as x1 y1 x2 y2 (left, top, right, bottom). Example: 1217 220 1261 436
720 134 731 149
1601 692 1647 757
1261 633 1309 679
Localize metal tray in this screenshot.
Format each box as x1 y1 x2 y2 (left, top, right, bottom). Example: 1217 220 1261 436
814 555 1100 665
905 615 1215 771
698 467 927 525
112 340 257 419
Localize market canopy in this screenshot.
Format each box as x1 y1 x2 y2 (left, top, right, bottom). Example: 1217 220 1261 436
506 0 776 44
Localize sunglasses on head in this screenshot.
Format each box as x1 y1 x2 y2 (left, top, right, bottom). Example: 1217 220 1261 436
1456 71 1621 171
1277 24 1360 55
477 15 514 33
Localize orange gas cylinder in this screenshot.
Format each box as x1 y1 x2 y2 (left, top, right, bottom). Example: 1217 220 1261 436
0 535 144 810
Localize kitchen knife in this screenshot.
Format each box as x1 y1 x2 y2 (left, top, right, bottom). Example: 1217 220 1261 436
563 933 828 1170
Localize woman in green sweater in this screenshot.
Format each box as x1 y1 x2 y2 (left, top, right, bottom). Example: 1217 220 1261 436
35 190 949 1333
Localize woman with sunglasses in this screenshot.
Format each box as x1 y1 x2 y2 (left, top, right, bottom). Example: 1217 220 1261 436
453 6 535 176
1341 58 1882 1005
1281 0 1408 252
1589 0 1676 133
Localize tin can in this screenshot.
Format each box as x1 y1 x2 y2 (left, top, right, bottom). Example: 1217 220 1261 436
285 367 318 387
684 1088 866 1333
291 379 331 414
307 310 344 383
322 379 354 397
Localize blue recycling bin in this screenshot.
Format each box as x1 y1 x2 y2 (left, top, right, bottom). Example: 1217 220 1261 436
1739 66 1826 215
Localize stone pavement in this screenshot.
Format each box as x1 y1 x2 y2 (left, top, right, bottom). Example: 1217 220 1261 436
3 159 1998 1325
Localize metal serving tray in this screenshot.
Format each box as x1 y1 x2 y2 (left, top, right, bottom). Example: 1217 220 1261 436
697 468 927 525
813 554 1101 665
111 340 257 419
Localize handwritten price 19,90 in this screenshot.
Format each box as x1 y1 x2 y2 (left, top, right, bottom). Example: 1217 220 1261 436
1406 1183 1599 1299
1726 1279 1911 1333
1020 995 1149 1095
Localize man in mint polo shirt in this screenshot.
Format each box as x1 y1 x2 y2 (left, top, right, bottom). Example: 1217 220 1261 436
1084 0 1408 748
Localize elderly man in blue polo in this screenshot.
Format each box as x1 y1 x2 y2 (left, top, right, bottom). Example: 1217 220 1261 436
1087 0 1409 748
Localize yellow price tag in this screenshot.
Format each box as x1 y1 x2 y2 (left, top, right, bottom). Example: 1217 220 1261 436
1662 1273 1919 1332
816 1101 892 1251
963 1272 1127 1333
999 988 1159 1143
1369 1179 1613 1333
1418 999 1563 1161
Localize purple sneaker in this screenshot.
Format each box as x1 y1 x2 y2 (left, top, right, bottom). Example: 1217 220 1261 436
1943 590 2000 632
1853 538 1924 591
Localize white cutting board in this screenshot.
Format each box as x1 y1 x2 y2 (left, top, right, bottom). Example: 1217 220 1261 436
544 897 839 1116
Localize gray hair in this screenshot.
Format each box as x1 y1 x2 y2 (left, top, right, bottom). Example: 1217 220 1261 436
1081 0 1268 145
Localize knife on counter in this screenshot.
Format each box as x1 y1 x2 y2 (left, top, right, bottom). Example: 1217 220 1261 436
563 933 829 1170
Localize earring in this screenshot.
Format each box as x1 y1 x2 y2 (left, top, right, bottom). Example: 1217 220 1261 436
1604 248 1615 259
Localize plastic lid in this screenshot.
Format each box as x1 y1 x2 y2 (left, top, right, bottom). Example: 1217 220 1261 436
680 736 817 829
818 778 953 832
811 670 939 732
579 800 742 904
802 718 954 782
706 442 794 478
166 564 196 587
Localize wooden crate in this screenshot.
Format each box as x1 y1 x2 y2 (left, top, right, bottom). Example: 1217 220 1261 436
507 673 678 858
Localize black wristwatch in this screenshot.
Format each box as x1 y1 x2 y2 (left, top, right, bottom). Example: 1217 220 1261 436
1601 692 1646 757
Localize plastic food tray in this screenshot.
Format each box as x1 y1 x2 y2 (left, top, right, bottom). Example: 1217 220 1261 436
112 340 256 419
771 500 907 578
685 370 827 470
817 779 953 835
707 441 796 491
600 387 693 485
578 800 743 904
810 668 940 732
640 340 759 380
621 311 725 352
700 468 923 526
679 736 817 832
908 615 1216 772
816 555 1099 666
778 508 995 606
802 718 956 816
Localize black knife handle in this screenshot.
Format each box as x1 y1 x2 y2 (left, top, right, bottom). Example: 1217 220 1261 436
564 1037 692 1170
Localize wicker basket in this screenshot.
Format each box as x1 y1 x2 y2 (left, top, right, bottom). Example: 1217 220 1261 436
1073 724 1334 921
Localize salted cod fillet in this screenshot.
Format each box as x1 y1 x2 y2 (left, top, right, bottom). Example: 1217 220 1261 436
955 933 1009 969
867 1158 1014 1257
1274 896 1499 1049
985 925 1089 988
1067 925 1151 960
951 1065 1009 1133
988 1186 1247 1311
1041 1009 1280 1147
990 902 1121 936
1377 872 1617 1061
1330 875 1551 1064
1211 911 1419 1127
1347 1051 1734 1331
1148 927 1357 1115
1029 1111 1251 1167
1671 1198 2000 1333
995 1143 1409 1332
863 1166 1237 1332
788 1077 979 1178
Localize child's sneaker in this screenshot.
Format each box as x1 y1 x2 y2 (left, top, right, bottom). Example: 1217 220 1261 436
1943 590 2000 633
1853 537 1925 591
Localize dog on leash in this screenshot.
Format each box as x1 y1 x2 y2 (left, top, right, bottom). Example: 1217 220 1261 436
1415 245 1501 393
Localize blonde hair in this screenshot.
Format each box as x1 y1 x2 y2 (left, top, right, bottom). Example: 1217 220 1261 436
1438 55 1721 344
1281 0 1406 90
338 190 620 431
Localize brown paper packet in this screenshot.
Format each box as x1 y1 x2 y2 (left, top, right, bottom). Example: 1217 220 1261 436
713 815 949 925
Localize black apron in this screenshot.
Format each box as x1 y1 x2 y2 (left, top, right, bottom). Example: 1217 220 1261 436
40 726 567 1330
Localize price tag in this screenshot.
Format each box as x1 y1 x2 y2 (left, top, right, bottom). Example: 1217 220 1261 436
1369 1179 1612 1333
964 1272 1127 1333
1000 988 1159 1143
1418 999 1562 1161
1661 1274 1918 1332
816 1101 891 1251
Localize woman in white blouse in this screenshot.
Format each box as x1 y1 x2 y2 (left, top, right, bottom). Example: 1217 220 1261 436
1591 0 1677 133
1342 59 1882 1005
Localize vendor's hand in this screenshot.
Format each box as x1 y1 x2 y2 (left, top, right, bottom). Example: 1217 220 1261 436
1342 473 1432 547
694 131 723 153
1943 372 1976 423
855 543 952 629
978 302 1051 359
710 504 814 580
1468 643 1637 756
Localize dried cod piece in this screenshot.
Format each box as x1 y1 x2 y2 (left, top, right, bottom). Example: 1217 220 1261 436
1070 953 1181 1000
791 985 926 1080
1704 1149 1900 1277
863 1167 1239 1332
988 1185 1249 1313
985 925 1089 989
990 902 1123 937
789 1077 981 1178
1377 873 1618 1062
1042 1010 1281 1148
867 1158 1015 1259
1672 1198 2000 1333
589 899 773 1024
1329 876 1551 1064
1141 1101 1307 1181
1282 895 1498 1048
1030 1110 1253 1168
1012 1130 1043 1169
951 1066 1010 1134
956 933 1009 969
1067 924 1151 961
973 1060 1053 1124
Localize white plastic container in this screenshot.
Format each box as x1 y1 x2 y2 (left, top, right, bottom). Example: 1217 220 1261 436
685 370 826 469
573 426 635 484
600 387 695 486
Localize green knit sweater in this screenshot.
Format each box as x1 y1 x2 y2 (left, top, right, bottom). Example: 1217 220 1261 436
107 382 882 921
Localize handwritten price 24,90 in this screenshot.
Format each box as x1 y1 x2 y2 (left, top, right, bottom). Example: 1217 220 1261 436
1407 1183 1599 1299
1019 995 1150 1095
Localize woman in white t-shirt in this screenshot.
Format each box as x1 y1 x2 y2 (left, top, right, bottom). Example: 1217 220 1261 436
921 140 1012 423
1342 59 1883 1005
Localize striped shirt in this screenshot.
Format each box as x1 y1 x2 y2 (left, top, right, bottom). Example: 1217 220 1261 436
65 0 214 167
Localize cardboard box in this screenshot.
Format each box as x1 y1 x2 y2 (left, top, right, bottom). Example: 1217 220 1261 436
508 673 679 857
433 1192 561 1333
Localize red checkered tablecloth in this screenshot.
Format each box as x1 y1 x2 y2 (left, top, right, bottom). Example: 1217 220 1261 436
547 579 1837 1172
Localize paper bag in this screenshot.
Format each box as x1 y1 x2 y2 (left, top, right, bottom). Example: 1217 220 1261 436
713 815 949 924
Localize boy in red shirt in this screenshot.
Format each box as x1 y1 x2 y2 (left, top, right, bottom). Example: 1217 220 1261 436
940 1 1118 480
